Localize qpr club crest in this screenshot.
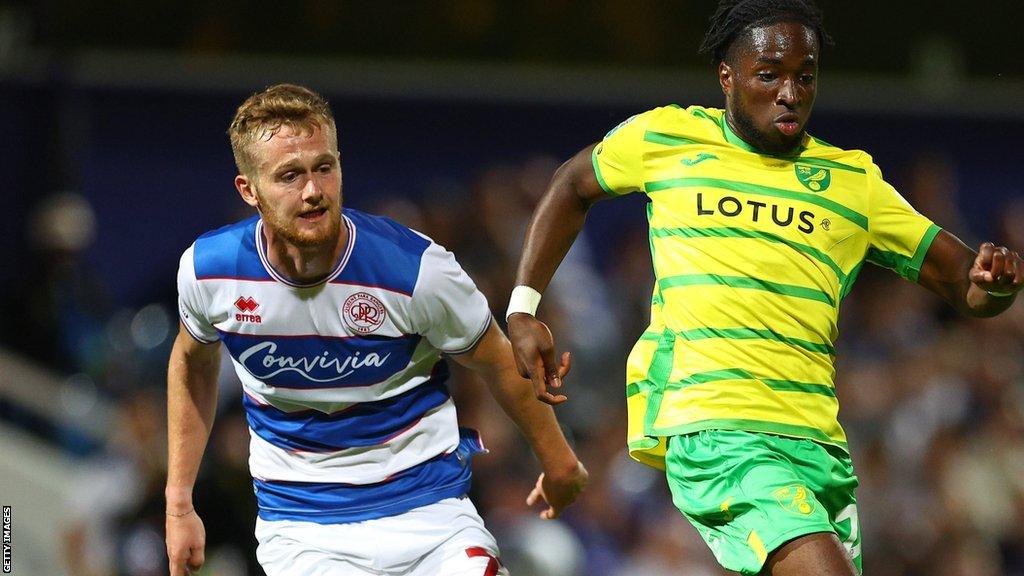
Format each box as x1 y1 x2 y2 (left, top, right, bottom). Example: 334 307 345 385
343 292 386 333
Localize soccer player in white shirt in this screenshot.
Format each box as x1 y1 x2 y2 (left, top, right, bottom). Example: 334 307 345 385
165 84 587 576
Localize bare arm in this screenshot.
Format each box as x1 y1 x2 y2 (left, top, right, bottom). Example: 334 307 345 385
165 324 221 576
917 231 1021 317
452 320 587 519
508 144 611 401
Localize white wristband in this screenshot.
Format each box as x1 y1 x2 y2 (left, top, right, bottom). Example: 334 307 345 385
506 286 542 320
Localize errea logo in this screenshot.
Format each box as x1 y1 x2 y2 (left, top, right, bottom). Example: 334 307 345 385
234 296 262 324
235 296 258 312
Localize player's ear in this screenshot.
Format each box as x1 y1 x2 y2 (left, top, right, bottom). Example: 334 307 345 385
719 61 733 96
236 174 260 209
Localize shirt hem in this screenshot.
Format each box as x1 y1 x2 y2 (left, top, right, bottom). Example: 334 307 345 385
648 419 849 453
255 482 469 524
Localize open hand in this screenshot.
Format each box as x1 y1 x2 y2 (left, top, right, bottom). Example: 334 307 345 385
526 461 589 519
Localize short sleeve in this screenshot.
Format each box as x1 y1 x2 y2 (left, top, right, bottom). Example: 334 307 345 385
591 110 652 197
177 245 220 343
408 242 491 354
865 165 942 282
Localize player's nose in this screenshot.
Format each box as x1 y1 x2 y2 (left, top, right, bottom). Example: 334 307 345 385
776 78 798 107
301 176 323 202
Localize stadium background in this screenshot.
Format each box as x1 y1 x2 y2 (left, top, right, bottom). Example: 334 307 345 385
1 1 1022 575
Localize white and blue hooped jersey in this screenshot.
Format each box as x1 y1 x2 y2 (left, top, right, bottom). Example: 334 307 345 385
176 209 491 524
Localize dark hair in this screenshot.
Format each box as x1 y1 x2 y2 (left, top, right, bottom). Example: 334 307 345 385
699 0 833 63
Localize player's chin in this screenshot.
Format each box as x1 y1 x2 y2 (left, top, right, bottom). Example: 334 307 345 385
768 131 804 155
294 227 329 244
292 222 340 247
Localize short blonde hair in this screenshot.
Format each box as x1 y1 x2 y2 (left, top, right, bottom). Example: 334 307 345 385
228 83 337 178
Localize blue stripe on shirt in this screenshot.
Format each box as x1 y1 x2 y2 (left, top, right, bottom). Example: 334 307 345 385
244 362 451 452
193 216 269 280
254 428 485 524
336 209 430 297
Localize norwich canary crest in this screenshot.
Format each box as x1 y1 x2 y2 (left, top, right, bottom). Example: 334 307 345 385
773 485 815 515
795 164 831 192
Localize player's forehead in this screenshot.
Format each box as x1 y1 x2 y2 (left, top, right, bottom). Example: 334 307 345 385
252 123 338 170
735 21 818 65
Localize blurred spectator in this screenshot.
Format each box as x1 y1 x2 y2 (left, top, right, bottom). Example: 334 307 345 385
63 391 166 576
904 151 975 245
2 192 111 375
997 197 1024 250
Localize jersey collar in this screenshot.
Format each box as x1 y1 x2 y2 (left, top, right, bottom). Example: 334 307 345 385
254 214 355 288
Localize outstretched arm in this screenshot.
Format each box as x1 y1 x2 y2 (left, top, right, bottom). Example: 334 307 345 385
507 144 611 403
165 324 221 576
917 231 1021 317
452 320 587 519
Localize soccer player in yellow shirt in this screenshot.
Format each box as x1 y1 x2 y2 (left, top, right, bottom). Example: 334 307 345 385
507 1 1021 574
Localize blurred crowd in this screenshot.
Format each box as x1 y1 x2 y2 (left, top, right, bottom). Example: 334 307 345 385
16 1 1022 83
2 150 1023 576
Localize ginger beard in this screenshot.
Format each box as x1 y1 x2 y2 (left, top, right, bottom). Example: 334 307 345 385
253 183 342 248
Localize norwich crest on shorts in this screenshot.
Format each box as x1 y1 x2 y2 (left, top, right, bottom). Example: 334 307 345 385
795 164 831 192
772 484 816 515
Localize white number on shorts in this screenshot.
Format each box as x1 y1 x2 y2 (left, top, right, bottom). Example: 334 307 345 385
834 504 860 560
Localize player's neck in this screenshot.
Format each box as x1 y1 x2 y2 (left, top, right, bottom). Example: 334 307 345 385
262 226 349 284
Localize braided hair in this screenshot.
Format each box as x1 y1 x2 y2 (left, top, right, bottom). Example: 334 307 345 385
699 0 833 63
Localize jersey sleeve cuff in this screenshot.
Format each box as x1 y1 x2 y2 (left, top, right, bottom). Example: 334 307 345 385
179 315 219 344
442 313 492 356
906 223 943 283
591 146 618 198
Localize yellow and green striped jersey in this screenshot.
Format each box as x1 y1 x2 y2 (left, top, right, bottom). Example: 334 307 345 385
593 105 941 470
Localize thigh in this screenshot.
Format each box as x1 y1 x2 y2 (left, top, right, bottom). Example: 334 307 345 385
255 517 379 576
399 498 509 576
255 498 508 576
665 431 837 576
430 543 510 576
763 531 857 576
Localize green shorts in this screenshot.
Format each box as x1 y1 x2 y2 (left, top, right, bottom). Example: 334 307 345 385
665 430 861 575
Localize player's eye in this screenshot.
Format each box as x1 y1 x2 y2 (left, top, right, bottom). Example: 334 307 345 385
800 74 815 83
317 163 332 173
757 72 777 82
280 171 298 183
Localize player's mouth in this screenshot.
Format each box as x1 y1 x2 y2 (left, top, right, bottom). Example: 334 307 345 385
774 113 801 136
299 208 327 222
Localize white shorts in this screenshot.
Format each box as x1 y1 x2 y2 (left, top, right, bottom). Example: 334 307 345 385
255 497 510 576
